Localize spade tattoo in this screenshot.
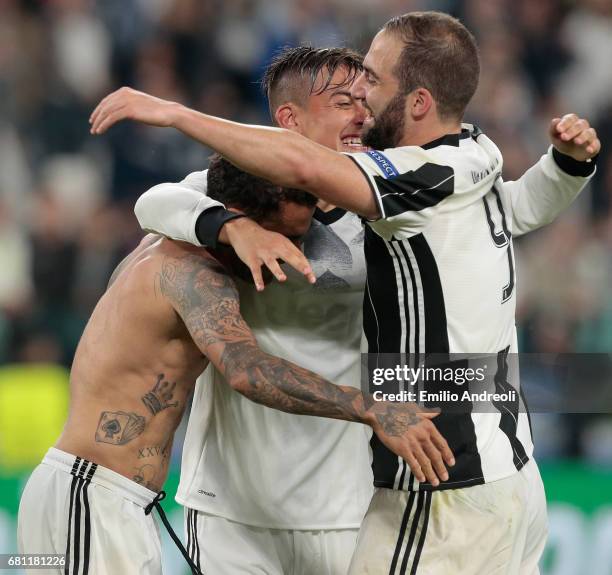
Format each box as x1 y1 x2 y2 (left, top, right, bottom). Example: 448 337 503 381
95 411 146 445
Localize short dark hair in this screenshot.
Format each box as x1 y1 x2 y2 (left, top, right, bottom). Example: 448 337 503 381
384 11 480 120
261 46 363 120
207 155 317 221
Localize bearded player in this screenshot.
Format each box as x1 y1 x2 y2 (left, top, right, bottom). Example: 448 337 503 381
127 44 598 574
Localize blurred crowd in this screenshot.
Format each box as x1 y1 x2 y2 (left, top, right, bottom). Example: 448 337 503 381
0 0 611 460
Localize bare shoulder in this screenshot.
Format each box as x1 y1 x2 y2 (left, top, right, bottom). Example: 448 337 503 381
155 239 238 314
108 233 163 288
154 239 251 353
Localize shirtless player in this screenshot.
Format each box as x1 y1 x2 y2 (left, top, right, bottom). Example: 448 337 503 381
17 156 451 575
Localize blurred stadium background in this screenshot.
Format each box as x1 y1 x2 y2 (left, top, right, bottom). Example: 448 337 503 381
0 0 610 573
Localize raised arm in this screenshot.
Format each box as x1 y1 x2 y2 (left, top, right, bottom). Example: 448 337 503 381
503 115 598 237
159 247 454 486
91 88 380 219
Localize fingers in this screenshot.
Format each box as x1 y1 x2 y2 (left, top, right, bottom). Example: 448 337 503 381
92 106 129 135
555 114 592 146
429 424 455 467
418 407 441 419
422 439 448 483
90 87 137 134
549 117 561 139
248 262 265 292
576 128 600 155
586 137 601 156
559 118 588 142
277 246 316 284
551 113 600 160
574 127 595 146
555 113 579 136
263 257 287 283
412 443 440 487
90 91 122 132
394 417 454 486
248 247 315 292
402 451 426 483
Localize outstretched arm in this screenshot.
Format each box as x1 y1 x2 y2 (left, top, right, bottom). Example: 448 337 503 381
503 114 599 237
159 248 454 486
91 87 380 219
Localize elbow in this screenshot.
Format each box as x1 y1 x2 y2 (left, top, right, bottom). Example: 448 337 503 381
291 161 315 190
133 184 168 226
133 192 150 227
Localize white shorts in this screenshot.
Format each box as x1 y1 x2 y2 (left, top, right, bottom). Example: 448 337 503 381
184 508 359 575
18 448 162 575
348 459 548 575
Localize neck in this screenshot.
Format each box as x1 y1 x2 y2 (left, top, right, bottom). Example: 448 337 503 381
397 117 462 148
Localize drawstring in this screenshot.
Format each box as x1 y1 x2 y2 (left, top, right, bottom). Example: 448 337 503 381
145 491 204 575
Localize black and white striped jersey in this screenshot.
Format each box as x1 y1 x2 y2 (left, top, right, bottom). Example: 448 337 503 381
348 125 534 492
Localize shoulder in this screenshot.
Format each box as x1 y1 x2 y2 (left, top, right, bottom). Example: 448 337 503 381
156 240 238 309
346 146 453 183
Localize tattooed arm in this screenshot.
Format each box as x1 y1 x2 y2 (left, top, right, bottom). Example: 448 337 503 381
159 250 455 486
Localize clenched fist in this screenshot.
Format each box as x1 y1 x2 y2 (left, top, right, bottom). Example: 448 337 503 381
550 114 601 162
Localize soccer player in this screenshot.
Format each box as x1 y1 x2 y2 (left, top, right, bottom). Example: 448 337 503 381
90 12 601 573
136 47 386 575
17 157 450 575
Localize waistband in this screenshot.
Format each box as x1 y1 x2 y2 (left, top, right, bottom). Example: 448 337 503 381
43 447 157 508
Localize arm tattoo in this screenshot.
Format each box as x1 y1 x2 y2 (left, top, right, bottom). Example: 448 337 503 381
158 254 250 348
158 252 421 432
95 411 146 445
373 406 420 436
220 340 366 423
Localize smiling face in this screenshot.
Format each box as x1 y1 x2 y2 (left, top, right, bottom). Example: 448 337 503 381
351 30 407 150
297 66 369 153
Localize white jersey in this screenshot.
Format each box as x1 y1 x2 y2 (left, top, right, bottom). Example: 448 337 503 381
134 134 591 524
180 204 373 529
347 124 591 493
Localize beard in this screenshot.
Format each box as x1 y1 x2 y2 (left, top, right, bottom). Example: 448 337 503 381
362 92 406 150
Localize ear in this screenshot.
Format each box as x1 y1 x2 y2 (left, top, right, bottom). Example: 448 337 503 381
274 103 301 130
409 88 434 120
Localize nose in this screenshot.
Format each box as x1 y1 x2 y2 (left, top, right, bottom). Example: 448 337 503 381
352 98 366 127
350 71 367 101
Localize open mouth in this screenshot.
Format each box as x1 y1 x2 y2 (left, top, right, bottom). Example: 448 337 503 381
341 136 369 152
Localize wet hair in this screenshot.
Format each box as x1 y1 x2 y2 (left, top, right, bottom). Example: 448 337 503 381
207 155 316 221
261 45 363 120
383 11 480 120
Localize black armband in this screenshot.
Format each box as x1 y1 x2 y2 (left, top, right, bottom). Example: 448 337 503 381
195 207 245 248
552 147 598 177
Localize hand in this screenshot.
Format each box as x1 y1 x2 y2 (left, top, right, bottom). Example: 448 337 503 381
367 402 454 487
222 217 316 291
89 87 180 134
549 114 601 162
